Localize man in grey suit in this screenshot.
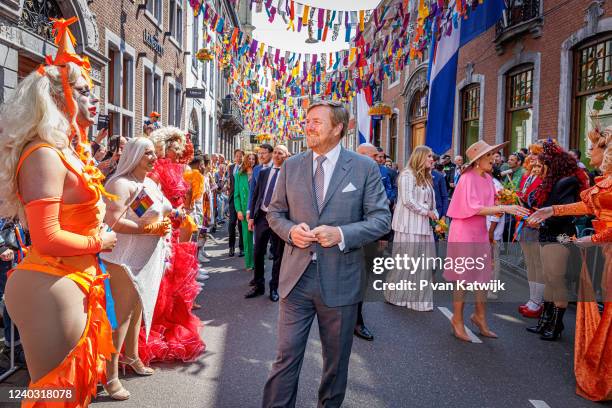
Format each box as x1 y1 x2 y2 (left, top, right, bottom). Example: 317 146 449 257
263 100 391 407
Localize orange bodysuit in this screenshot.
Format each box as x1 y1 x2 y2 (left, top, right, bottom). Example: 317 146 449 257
9 144 114 407
553 175 612 401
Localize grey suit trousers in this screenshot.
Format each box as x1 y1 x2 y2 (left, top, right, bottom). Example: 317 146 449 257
262 262 358 408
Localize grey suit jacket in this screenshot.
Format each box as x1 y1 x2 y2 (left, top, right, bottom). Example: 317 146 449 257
267 147 391 307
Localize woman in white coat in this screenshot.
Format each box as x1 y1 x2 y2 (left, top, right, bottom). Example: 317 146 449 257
385 145 438 311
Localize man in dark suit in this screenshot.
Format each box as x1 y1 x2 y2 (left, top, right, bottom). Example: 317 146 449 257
227 149 244 257
433 161 449 219
247 143 274 220
245 145 289 301
441 154 455 193
263 101 391 407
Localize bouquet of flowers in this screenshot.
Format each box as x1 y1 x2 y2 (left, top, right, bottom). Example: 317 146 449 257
496 180 521 205
196 48 214 62
430 218 449 241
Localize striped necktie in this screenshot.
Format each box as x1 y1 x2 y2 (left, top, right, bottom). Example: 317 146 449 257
314 156 327 212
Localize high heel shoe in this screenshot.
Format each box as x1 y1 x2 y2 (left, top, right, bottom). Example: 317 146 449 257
450 320 472 342
526 301 553 334
469 314 498 338
119 356 155 376
103 377 130 400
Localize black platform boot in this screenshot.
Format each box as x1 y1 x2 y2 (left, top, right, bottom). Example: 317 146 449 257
540 306 565 341
526 301 553 334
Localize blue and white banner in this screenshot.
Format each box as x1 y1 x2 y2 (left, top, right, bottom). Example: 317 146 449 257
357 89 372 144
425 0 506 154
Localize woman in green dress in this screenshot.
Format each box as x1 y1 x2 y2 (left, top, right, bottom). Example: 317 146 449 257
234 152 258 270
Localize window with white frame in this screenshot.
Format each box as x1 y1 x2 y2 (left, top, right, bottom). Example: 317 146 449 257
209 115 214 153
168 83 175 126
143 62 162 121
154 75 161 112
388 64 399 88
202 110 207 152
167 81 182 127
122 54 133 110
175 85 182 127
192 14 199 68
146 0 162 24
389 113 398 162
169 0 183 47
202 59 207 85
106 31 134 138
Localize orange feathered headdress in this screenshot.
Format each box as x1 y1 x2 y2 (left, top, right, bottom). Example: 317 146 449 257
38 18 94 148
37 17 117 201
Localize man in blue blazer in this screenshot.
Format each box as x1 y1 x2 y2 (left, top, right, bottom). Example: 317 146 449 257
432 161 449 219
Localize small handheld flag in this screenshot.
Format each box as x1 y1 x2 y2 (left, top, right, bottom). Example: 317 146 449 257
130 189 154 217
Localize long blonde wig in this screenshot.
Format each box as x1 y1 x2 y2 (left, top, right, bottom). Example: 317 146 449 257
406 145 433 186
588 126 612 174
0 62 83 220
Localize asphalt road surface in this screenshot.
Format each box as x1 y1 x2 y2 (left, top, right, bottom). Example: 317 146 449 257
2 229 610 408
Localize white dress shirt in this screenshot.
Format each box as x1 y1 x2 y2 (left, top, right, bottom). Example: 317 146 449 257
311 143 345 251
312 142 341 200
260 166 281 213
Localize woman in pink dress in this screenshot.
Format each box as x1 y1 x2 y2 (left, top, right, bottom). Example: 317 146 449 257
445 141 530 342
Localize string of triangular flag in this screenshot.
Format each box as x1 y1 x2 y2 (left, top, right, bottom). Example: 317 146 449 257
252 0 374 43
188 0 490 140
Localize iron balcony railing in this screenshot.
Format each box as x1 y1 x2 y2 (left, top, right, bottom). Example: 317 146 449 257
221 95 244 132
495 0 541 37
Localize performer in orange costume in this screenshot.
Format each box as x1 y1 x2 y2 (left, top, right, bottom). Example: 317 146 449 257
0 18 117 407
529 127 612 401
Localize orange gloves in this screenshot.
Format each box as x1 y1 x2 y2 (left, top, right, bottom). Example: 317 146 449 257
143 217 172 236
25 197 102 256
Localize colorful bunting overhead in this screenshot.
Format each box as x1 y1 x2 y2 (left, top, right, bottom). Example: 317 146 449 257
188 0 491 141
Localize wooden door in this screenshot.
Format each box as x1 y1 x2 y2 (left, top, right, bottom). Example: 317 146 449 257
412 122 426 150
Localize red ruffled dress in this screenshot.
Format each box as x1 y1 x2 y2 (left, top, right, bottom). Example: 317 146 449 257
138 158 205 364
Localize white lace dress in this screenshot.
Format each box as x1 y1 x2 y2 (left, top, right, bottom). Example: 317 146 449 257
101 177 172 340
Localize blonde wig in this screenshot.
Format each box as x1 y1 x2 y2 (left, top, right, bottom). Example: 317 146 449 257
588 126 612 174
0 62 83 220
406 145 433 187
149 126 186 158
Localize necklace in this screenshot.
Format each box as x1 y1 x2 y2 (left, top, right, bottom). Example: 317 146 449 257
127 172 146 184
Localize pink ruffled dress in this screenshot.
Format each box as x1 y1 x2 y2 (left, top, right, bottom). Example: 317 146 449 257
139 158 205 364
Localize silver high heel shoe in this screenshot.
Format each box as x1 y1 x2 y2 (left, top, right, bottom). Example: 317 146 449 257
119 356 155 376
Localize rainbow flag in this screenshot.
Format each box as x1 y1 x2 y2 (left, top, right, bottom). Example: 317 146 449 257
130 189 154 217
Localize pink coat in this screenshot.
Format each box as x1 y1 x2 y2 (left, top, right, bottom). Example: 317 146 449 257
444 168 495 282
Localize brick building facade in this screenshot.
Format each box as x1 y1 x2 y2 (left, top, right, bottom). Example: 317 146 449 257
455 0 612 159
373 0 612 169
89 0 188 139
0 0 192 141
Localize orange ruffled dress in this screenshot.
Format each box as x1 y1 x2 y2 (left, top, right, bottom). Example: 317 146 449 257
10 144 114 407
552 175 612 401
